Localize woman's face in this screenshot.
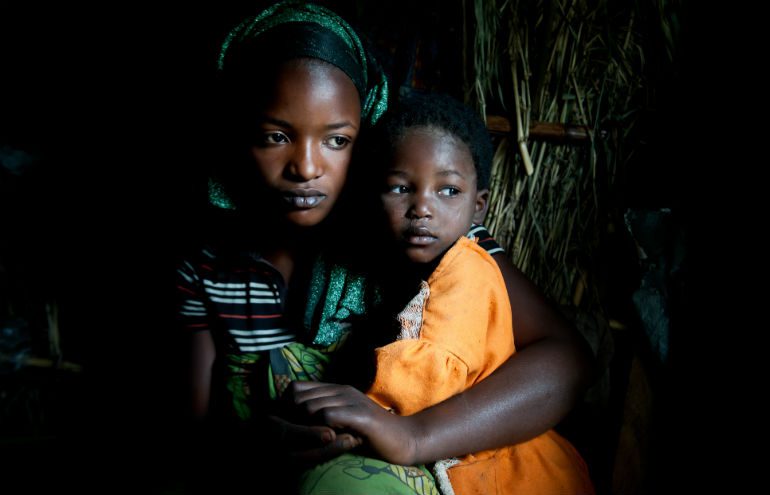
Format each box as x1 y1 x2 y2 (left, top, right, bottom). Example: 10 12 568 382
249 59 361 228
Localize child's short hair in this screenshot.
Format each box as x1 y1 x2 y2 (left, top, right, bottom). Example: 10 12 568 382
377 92 493 189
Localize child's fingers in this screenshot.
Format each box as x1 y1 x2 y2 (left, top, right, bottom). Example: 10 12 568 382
289 381 342 401
267 415 336 445
290 380 329 392
335 433 364 449
299 393 355 416
289 381 358 405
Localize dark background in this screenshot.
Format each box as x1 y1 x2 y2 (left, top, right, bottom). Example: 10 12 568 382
1 0 751 492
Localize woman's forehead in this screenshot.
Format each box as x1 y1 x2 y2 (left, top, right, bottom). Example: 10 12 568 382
257 60 362 126
272 60 358 99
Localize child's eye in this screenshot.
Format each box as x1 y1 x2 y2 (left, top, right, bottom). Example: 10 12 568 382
438 186 461 197
387 184 410 194
325 135 351 150
263 132 289 145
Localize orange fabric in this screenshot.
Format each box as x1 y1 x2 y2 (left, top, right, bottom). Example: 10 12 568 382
446 431 594 495
367 237 594 494
368 237 514 415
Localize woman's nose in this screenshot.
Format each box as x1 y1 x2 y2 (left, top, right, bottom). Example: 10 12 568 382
286 139 321 181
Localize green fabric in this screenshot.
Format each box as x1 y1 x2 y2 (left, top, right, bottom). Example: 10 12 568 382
225 340 342 420
305 255 379 347
278 342 333 385
222 274 432 493
208 177 236 210
225 352 261 421
299 453 440 495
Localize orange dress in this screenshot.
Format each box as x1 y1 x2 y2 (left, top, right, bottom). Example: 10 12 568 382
367 236 594 495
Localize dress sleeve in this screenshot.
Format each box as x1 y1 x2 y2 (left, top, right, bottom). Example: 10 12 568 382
366 240 514 416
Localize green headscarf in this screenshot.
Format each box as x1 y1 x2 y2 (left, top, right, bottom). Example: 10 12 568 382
209 0 389 210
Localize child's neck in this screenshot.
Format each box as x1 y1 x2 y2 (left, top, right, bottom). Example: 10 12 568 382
412 257 441 280
413 238 459 279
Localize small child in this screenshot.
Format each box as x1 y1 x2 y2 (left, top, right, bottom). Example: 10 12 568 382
365 92 511 420
299 92 594 494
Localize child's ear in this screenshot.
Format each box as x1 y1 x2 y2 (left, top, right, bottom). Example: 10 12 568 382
473 188 490 224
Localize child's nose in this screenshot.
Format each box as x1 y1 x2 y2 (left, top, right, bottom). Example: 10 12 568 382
286 139 321 181
408 193 433 219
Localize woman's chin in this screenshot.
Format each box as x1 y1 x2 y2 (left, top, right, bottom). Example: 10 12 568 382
283 205 333 228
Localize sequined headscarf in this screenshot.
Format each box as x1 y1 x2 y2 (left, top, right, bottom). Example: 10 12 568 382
209 1 389 210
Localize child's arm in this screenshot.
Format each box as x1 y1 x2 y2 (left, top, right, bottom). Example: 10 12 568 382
290 253 595 465
394 253 594 463
485 251 596 441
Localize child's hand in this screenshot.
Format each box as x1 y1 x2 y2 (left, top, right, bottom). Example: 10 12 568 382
288 381 420 466
266 414 362 465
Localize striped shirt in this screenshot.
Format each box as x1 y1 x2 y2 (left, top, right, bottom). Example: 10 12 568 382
468 224 504 255
176 226 503 354
176 248 296 353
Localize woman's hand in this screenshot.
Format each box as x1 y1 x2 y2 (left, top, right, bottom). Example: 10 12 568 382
287 381 421 466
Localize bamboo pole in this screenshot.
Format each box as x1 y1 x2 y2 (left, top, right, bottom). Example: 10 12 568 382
0 353 82 372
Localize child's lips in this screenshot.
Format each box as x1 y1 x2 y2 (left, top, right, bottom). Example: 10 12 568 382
282 189 327 209
404 226 437 246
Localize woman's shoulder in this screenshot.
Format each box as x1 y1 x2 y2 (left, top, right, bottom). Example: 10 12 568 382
175 241 263 275
177 243 222 265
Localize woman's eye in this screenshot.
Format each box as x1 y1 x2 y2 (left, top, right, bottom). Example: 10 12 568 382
325 135 351 150
263 132 289 145
387 184 409 194
438 186 461 197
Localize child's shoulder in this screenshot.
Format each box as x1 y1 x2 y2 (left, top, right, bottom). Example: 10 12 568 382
430 237 501 283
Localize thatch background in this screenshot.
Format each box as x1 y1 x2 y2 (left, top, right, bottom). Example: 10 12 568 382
462 1 682 493
466 0 678 309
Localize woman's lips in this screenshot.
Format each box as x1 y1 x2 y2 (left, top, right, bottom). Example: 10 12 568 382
282 189 327 209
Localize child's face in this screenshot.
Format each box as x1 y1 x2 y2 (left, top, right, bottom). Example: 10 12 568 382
249 59 361 228
381 128 488 264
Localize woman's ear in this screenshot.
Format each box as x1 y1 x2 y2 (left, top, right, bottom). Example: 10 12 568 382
473 188 490 224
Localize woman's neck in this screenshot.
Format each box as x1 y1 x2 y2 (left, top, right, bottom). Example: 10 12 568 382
262 249 295 286
262 221 323 285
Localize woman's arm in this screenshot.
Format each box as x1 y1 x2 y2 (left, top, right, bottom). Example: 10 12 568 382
292 253 595 465
187 324 348 457
190 330 215 419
